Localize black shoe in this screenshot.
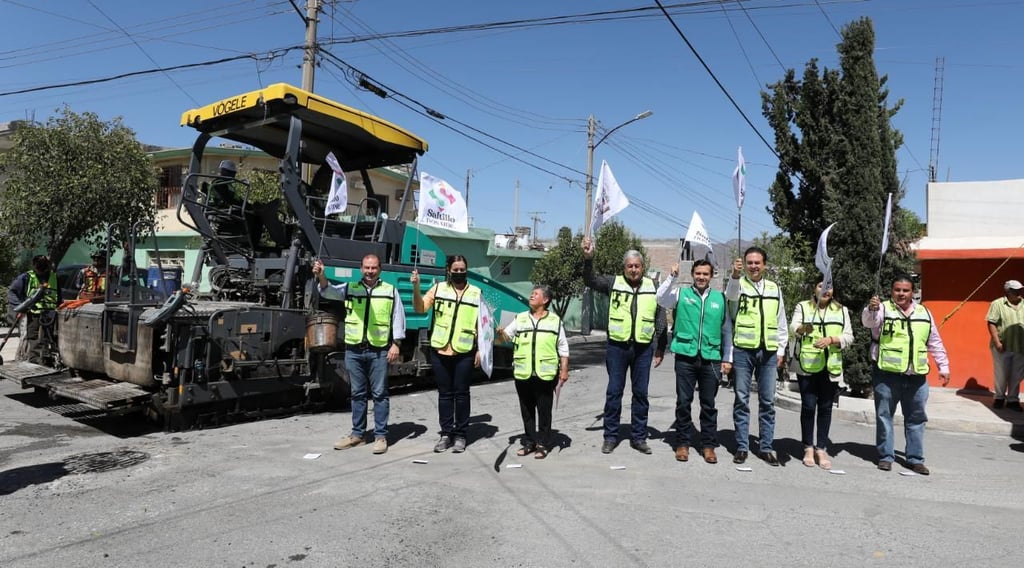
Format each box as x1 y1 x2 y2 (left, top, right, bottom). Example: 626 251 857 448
1007 401 1023 412
733 450 748 464
758 451 780 466
878 460 892 471
601 440 617 454
993 399 1005 409
630 440 652 454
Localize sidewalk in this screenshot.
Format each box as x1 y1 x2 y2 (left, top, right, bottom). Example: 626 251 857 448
776 380 1024 437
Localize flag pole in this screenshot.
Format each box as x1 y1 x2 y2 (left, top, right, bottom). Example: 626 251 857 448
737 210 742 260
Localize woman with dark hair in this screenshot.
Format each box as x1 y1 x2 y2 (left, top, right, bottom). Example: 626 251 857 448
412 255 482 454
789 282 853 469
499 285 569 459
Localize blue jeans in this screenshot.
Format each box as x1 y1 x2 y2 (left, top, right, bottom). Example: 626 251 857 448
797 371 838 450
873 369 929 465
430 350 475 437
673 354 720 448
732 347 777 453
604 340 654 442
345 347 390 439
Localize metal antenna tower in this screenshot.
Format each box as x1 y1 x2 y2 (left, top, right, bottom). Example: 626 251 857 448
928 57 945 183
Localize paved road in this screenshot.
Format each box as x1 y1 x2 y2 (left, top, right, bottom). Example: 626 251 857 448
1 341 1022 567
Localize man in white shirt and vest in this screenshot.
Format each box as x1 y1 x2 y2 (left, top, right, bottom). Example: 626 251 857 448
583 237 667 455
656 259 733 464
313 255 406 455
863 274 950 475
725 247 788 466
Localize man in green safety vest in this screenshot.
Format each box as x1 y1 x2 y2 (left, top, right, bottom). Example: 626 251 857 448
863 274 950 476
7 255 60 365
726 247 788 466
313 255 406 456
583 236 667 455
656 259 732 465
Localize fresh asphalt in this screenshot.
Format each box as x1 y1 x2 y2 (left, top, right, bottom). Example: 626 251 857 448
1 334 1023 567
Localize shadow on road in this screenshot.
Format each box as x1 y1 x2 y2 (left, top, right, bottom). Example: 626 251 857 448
0 461 68 496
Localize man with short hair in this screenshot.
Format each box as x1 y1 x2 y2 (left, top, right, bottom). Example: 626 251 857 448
74 251 109 301
863 275 950 475
986 280 1024 411
313 255 405 455
657 259 733 464
582 236 667 455
726 247 788 466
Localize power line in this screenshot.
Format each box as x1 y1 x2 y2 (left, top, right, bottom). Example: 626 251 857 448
813 0 843 38
719 0 763 92
735 0 787 73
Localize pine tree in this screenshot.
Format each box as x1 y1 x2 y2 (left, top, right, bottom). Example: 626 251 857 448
761 18 922 393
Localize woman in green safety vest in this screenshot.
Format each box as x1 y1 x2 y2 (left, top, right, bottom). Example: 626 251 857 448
499 284 569 459
412 255 482 454
789 282 853 470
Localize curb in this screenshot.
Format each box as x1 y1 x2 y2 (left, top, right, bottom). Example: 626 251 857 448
775 386 1024 437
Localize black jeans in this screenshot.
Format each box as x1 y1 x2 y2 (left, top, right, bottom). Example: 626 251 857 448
673 354 720 448
430 350 475 438
797 371 838 449
515 375 557 446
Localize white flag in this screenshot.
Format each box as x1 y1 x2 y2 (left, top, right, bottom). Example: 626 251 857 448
477 301 495 378
684 210 712 249
417 172 469 233
590 160 630 237
880 192 893 255
732 146 746 210
324 152 348 216
815 223 837 293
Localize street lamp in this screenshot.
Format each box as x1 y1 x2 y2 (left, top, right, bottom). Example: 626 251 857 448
581 110 653 335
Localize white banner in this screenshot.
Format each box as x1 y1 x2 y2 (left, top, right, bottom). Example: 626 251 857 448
732 146 746 210
324 151 348 216
880 192 893 255
590 160 630 237
417 172 469 233
477 300 494 378
685 210 712 249
815 222 837 293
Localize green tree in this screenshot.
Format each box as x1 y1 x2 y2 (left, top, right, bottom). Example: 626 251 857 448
592 220 648 275
0 107 158 265
761 17 919 394
530 226 583 317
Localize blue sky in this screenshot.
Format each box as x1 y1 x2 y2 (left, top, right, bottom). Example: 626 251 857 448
2 0 1021 243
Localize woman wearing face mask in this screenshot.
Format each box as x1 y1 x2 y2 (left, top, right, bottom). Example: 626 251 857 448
790 282 854 469
412 255 482 454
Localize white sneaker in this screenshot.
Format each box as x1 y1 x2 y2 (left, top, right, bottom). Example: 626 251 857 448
372 437 388 454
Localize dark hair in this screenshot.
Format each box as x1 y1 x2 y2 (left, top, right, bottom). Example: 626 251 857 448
743 246 768 264
446 254 468 281
31 255 50 271
891 273 916 290
690 259 714 275
533 284 553 308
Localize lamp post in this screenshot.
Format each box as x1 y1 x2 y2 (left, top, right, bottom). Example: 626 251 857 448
581 110 653 335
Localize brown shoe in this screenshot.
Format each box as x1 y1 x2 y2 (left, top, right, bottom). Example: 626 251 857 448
333 434 365 450
674 446 689 462
702 447 718 464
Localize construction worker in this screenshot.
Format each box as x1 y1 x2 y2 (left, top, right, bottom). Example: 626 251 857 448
8 255 60 364
74 250 109 301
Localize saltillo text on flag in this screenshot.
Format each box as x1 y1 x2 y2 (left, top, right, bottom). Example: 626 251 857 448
684 210 712 249
477 300 495 378
880 192 893 255
324 151 348 216
417 172 469 233
590 160 630 237
815 222 837 294
732 146 747 210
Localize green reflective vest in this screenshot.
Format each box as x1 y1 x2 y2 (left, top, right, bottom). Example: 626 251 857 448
670 287 726 360
429 282 480 354
344 281 395 348
796 300 845 376
512 311 562 380
26 271 59 314
732 277 781 350
877 300 932 375
608 275 657 344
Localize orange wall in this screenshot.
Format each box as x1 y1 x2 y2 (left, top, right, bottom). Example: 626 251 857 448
921 257 1024 390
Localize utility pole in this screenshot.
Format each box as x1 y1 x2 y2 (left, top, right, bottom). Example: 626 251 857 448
465 168 472 208
584 115 596 235
301 0 321 92
513 179 520 228
528 211 546 245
